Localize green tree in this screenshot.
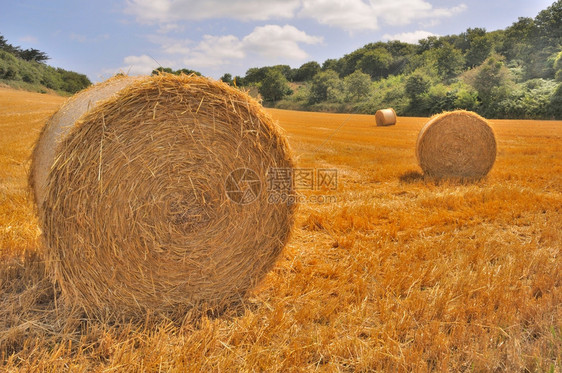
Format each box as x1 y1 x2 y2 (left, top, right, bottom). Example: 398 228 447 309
19 61 41 83
19 48 49 63
151 67 201 76
271 65 293 80
293 61 320 82
405 74 430 102
176 68 201 76
433 43 465 81
344 70 371 100
0 51 20 79
340 50 366 77
258 69 291 102
426 84 457 114
418 36 443 52
152 67 173 75
554 51 562 81
40 66 64 90
499 17 536 64
454 87 479 111
244 67 269 84
535 0 562 42
0 34 21 56
405 73 430 113
57 68 91 93
511 1 562 79
308 70 343 104
549 83 562 118
384 41 416 58
322 58 341 72
357 48 393 80
464 28 492 68
466 56 513 111
220 73 233 85
233 75 244 86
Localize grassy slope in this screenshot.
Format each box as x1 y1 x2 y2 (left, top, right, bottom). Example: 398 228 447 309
0 88 561 371
0 80 70 97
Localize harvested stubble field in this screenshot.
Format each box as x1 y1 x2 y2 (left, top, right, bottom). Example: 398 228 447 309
1 86 561 371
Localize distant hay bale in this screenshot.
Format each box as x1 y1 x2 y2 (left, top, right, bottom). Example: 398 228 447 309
29 74 296 319
375 108 396 126
415 110 496 179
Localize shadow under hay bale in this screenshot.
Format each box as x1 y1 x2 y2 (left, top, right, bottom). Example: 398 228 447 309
375 108 397 126
398 170 424 183
29 74 296 321
415 110 496 179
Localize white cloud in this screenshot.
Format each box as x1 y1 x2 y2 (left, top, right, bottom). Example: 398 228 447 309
299 0 379 31
124 0 467 33
19 35 38 43
156 25 322 68
105 24 321 77
125 0 300 23
430 4 468 18
147 34 192 55
100 54 178 79
161 41 191 55
382 30 438 44
119 54 174 75
373 1 467 26
157 23 185 34
122 55 159 75
300 0 467 31
242 25 323 60
183 35 245 67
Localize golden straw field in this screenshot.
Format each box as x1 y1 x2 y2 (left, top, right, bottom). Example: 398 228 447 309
1 87 561 371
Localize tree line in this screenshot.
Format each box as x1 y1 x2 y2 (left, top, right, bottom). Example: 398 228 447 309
0 34 91 94
210 1 562 119
0 35 49 63
2 0 561 116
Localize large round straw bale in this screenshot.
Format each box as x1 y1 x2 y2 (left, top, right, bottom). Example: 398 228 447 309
375 108 396 126
29 74 296 319
416 110 496 179
30 75 141 207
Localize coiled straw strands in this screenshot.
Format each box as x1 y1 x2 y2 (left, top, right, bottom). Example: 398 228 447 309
29 74 296 319
416 110 496 179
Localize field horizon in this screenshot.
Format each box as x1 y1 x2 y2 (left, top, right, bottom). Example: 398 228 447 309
1 87 561 371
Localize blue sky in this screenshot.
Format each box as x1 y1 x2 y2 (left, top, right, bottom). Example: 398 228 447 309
0 0 554 82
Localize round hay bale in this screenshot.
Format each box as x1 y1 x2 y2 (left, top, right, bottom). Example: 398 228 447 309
30 74 296 319
416 110 496 179
30 75 141 207
375 108 396 126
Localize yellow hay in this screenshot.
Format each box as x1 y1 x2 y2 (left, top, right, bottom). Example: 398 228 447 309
375 108 397 126
416 110 497 179
29 74 296 320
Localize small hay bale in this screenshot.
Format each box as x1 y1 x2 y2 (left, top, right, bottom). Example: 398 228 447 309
375 108 397 126
29 74 296 319
415 110 497 179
